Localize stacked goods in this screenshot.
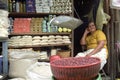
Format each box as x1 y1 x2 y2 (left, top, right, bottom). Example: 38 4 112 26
30 18 43 33
35 0 72 13
55 35 71 44
48 35 56 45
19 36 32 46
10 15 73 33
32 36 41 45
8 0 72 13
8 36 32 47
40 36 49 45
62 35 71 44
35 0 51 13
55 35 63 44
26 0 36 12
8 35 71 47
13 18 31 33
0 0 7 10
0 9 9 38
50 57 101 80
8 0 26 12
50 0 72 13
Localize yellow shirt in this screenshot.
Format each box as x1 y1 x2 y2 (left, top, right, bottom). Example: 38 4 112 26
86 30 108 56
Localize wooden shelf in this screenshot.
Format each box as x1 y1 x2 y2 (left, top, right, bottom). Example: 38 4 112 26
0 37 8 42
8 43 71 49
9 32 71 36
9 12 72 18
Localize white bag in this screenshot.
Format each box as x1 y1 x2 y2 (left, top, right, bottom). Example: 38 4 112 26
8 78 25 80
9 58 37 79
26 62 53 80
50 15 83 30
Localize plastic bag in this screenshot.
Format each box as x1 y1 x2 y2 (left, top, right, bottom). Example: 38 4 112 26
9 58 37 79
8 78 25 80
26 62 53 80
0 0 7 10
110 0 120 9
0 9 9 38
96 0 110 30
50 15 83 30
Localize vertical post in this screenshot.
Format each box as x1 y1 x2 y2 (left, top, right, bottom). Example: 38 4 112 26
2 41 8 74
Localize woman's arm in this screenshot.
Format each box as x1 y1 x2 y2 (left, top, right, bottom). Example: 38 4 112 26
86 40 106 57
80 28 89 45
80 28 90 51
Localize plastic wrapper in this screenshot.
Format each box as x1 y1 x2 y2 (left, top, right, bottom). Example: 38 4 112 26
0 9 9 38
96 0 110 30
26 62 53 80
50 16 83 30
110 0 120 9
0 0 7 10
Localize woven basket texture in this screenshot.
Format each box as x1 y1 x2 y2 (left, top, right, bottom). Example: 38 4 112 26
50 57 101 80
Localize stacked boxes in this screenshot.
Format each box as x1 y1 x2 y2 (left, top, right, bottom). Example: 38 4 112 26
30 18 43 33
8 0 72 13
35 0 52 13
13 18 31 33
26 0 36 12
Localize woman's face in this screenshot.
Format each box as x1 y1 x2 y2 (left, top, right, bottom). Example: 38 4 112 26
87 22 96 33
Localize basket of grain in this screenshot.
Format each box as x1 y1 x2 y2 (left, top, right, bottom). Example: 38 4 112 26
50 57 101 80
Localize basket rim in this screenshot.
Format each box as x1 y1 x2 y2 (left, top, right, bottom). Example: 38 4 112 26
50 57 101 68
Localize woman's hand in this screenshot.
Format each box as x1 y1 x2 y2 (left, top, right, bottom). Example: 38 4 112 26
85 40 106 57
84 28 90 35
85 53 93 57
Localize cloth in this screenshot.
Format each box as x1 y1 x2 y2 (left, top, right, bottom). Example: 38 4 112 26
95 0 110 30
86 30 108 56
92 0 100 23
87 0 110 30
75 48 107 70
86 30 107 48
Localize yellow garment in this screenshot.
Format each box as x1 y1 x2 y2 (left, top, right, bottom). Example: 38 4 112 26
86 30 108 56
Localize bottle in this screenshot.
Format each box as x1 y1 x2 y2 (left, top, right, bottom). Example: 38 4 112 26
8 0 12 12
12 0 16 12
22 0 26 12
42 18 47 32
16 0 20 12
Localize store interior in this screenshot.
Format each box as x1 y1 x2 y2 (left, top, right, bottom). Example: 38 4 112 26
0 0 120 80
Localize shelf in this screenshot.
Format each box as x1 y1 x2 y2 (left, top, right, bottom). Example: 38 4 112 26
8 43 71 49
9 32 71 36
0 37 8 42
9 12 72 18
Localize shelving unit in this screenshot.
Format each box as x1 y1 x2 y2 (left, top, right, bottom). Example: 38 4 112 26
9 12 72 17
7 1 74 77
8 32 73 57
8 0 74 59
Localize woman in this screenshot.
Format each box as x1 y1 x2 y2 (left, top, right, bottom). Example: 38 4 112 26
76 21 108 70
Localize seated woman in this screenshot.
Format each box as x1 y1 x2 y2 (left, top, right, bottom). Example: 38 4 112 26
76 21 108 70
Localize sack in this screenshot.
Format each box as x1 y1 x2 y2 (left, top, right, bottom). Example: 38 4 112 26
50 15 83 30
9 58 37 79
26 62 53 80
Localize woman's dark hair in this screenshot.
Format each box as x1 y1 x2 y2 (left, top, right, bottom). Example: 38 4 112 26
87 20 96 28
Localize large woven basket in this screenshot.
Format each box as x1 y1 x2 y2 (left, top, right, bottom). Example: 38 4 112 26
50 57 101 80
